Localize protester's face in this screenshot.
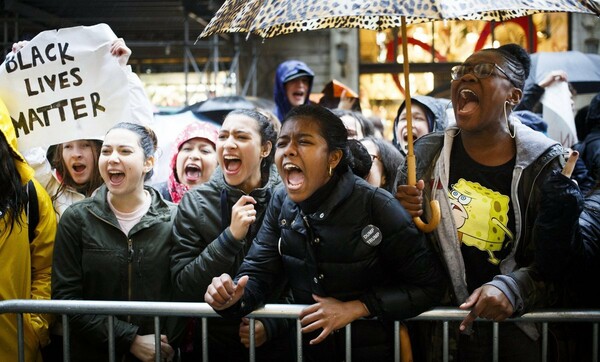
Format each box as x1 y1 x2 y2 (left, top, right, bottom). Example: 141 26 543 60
217 114 270 193
396 104 429 153
285 76 310 107
99 129 152 196
341 115 364 140
451 51 516 133
175 138 217 188
361 139 385 188
61 139 97 186
276 116 341 203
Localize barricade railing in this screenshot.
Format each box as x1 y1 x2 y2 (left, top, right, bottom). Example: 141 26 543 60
0 300 598 362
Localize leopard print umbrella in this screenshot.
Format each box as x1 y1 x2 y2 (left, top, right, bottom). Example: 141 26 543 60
199 0 600 232
200 0 600 39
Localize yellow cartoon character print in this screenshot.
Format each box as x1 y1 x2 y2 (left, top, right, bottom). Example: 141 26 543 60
449 179 514 265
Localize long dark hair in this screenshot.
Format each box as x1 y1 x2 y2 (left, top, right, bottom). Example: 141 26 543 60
51 140 103 200
362 136 404 194
0 131 27 232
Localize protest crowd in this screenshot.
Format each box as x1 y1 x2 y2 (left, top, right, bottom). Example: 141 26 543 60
0 21 599 362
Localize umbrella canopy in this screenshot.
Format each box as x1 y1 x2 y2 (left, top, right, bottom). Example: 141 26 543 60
526 51 600 94
200 0 599 39
182 95 255 124
200 0 600 232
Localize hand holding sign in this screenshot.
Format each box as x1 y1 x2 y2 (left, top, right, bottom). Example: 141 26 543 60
110 38 131 67
0 23 131 153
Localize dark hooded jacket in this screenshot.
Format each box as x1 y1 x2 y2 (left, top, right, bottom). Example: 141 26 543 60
392 95 448 154
273 60 314 121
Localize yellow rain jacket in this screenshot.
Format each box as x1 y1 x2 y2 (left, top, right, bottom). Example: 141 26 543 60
0 98 56 362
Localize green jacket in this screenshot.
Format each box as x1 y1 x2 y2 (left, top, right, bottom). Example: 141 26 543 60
52 185 180 361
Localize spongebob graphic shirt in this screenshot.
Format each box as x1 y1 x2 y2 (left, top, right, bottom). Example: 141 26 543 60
449 136 516 293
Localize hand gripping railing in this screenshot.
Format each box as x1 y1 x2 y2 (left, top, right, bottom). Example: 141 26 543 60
0 300 599 362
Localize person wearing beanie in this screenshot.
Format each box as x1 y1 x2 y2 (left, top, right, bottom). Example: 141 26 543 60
154 121 219 203
392 95 448 155
273 60 315 121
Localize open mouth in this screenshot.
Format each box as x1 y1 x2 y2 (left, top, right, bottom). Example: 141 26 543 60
401 129 418 143
223 155 242 174
458 89 479 114
283 163 304 191
108 170 125 184
184 164 201 181
72 164 86 173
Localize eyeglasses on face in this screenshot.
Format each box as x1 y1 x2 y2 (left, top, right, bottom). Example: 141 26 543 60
450 62 518 87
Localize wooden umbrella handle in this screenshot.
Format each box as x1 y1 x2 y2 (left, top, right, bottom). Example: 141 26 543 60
401 17 440 233
407 154 440 233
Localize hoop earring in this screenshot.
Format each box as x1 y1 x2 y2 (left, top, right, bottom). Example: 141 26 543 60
504 101 515 139
328 165 333 177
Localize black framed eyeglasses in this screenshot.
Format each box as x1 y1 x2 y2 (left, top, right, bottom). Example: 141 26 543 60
450 62 518 87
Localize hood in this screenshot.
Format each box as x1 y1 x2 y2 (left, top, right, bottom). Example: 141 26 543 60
587 92 600 132
392 95 449 148
0 97 34 185
513 110 548 134
274 60 314 121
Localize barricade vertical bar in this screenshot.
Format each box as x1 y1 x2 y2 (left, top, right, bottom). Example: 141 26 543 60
62 314 70 362
443 321 449 362
542 322 548 362
345 323 352 362
593 323 598 362
492 322 499 362
394 321 400 362
154 316 161 362
202 317 208 362
296 319 303 362
17 313 24 362
108 315 116 362
249 318 255 362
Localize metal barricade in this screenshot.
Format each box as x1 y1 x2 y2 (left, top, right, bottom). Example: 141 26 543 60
0 300 598 362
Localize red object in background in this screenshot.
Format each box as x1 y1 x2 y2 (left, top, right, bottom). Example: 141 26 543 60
475 17 537 52
385 37 447 95
383 17 537 94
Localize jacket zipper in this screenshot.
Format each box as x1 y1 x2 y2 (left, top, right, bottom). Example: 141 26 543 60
127 238 133 323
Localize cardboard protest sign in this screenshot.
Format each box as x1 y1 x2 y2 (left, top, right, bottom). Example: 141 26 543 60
542 82 578 148
0 23 130 152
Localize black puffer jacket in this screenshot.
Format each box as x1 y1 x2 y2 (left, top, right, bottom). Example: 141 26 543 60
222 169 445 360
170 165 288 359
574 188 600 307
